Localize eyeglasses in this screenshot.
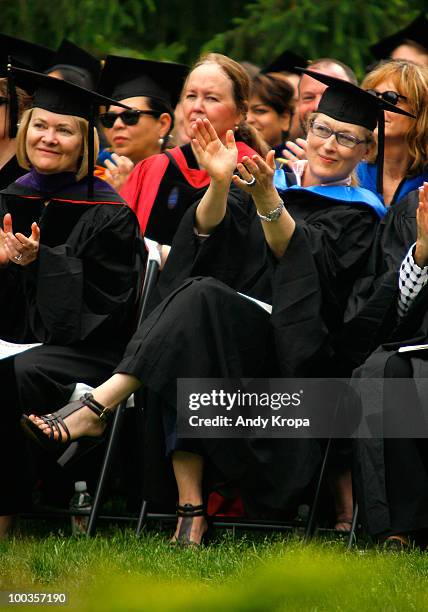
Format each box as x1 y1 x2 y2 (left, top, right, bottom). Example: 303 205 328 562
99 109 159 128
309 121 368 149
365 89 408 106
0 96 8 106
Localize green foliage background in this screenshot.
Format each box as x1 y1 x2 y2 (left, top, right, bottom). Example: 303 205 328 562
204 0 428 77
0 0 427 77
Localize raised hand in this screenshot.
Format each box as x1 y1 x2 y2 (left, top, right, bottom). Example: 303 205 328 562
415 182 428 267
0 213 11 267
281 138 308 164
1 213 40 267
233 150 279 205
104 153 135 192
233 150 295 259
191 118 238 183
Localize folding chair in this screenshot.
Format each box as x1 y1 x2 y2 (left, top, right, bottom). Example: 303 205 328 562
134 387 360 544
304 392 360 548
86 248 361 545
85 238 161 536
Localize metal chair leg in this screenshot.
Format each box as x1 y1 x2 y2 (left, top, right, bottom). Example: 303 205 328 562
136 500 148 536
86 255 159 537
346 502 358 550
304 437 332 542
86 400 126 537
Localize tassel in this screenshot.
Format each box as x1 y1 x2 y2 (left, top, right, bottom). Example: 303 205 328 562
87 106 95 199
376 111 385 196
7 58 19 139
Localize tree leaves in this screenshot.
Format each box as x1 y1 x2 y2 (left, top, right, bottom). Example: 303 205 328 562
0 0 426 73
203 0 427 79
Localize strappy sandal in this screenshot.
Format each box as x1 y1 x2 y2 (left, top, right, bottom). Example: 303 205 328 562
171 503 208 546
381 534 411 551
21 393 111 466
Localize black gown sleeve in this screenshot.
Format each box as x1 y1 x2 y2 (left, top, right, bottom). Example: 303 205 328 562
340 191 418 369
0 202 140 346
153 183 271 304
270 203 378 376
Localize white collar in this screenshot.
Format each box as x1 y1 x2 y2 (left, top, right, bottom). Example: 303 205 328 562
291 159 352 187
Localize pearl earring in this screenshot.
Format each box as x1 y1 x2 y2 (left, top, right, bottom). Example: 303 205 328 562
158 137 164 145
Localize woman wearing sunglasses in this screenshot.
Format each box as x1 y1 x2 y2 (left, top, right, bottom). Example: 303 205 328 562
358 60 428 206
96 56 187 191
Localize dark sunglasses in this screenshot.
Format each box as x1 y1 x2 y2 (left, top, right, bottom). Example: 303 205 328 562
366 89 407 106
99 109 159 128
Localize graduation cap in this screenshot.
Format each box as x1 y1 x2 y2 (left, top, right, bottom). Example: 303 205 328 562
370 14 428 59
298 68 415 194
0 34 55 138
9 65 133 197
0 34 54 76
47 39 101 89
261 50 308 75
98 55 188 110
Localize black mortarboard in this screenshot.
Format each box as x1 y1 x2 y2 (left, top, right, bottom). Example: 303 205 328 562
98 55 188 110
0 35 55 138
299 68 415 194
370 14 428 59
47 39 101 89
261 50 308 75
0 34 54 76
10 65 132 197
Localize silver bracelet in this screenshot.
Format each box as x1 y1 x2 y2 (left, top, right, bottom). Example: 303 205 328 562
256 199 284 222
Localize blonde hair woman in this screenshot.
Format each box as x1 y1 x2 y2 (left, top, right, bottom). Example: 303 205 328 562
0 69 140 537
359 60 428 205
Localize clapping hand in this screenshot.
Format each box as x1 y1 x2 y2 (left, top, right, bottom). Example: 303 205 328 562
191 118 238 183
104 153 134 192
232 150 278 202
415 182 428 267
233 149 294 259
281 138 308 164
0 213 40 267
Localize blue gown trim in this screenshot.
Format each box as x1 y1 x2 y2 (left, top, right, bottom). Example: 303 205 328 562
274 168 386 218
356 161 428 206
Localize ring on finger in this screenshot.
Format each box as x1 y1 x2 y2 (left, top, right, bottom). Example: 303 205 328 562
14 253 23 262
244 176 256 187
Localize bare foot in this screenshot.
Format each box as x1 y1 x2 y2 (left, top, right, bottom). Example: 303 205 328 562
334 517 353 532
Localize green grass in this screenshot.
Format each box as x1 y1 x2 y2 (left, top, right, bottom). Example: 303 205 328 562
1 525 428 611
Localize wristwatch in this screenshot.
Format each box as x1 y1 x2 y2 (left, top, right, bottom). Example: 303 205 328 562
256 199 285 222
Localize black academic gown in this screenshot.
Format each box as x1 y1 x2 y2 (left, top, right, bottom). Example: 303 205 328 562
341 190 419 371
0 156 26 190
113 184 379 516
0 173 140 514
339 189 428 537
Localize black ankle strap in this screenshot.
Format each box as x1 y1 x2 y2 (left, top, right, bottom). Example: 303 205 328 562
177 503 205 517
80 393 110 422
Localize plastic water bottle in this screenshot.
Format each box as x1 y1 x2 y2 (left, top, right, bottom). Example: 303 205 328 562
70 481 92 536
